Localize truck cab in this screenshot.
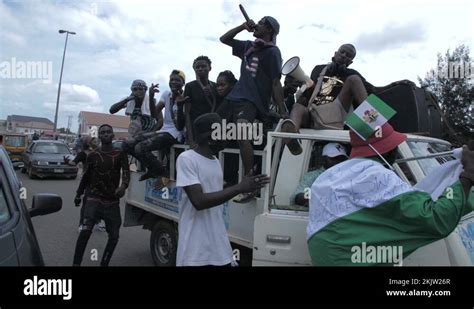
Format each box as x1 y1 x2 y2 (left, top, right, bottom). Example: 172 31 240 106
123 127 474 266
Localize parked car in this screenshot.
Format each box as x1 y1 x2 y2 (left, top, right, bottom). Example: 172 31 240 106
0 145 62 266
21 140 77 179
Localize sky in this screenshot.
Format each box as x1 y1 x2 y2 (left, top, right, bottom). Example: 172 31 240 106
0 0 472 132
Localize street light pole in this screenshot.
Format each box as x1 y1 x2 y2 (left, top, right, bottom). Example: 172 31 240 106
53 29 76 133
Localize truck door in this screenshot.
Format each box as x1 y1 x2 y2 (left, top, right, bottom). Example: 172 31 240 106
252 132 347 266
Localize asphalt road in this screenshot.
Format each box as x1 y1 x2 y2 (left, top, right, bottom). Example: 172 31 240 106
18 168 155 266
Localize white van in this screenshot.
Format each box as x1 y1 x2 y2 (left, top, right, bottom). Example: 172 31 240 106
123 128 474 266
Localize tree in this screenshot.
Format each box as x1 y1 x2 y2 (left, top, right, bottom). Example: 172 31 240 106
418 44 473 145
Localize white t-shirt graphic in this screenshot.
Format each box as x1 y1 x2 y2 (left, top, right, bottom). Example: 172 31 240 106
176 150 233 266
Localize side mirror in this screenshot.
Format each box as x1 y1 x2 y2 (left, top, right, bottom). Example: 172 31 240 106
29 193 62 218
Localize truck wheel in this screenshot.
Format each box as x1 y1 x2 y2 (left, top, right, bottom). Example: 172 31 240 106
150 220 177 266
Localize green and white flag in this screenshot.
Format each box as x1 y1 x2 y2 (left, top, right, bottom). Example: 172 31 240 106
306 158 473 266
345 94 396 140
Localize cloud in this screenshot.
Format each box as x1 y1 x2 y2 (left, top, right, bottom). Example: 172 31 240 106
0 79 102 129
1 0 472 132
297 23 338 33
354 21 427 53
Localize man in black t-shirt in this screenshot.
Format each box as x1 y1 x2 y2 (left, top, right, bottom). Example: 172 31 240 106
72 124 130 267
176 56 219 146
282 44 414 155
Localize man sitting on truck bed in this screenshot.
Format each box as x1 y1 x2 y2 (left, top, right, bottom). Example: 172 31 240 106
134 70 186 181
307 123 474 266
176 113 269 266
281 44 414 155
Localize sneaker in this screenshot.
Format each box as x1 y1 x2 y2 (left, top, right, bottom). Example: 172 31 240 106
233 191 257 204
280 119 303 155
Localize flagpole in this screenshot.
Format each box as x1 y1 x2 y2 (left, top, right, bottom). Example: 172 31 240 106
394 151 454 163
367 143 395 171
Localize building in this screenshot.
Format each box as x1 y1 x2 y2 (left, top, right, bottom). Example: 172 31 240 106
6 115 54 134
78 111 130 139
0 119 7 133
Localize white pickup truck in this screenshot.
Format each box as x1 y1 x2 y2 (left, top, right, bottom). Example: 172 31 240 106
123 128 474 266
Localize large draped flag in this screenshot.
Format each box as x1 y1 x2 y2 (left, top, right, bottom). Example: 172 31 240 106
307 158 473 266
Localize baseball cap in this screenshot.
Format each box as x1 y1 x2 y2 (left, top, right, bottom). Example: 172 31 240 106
263 16 280 35
322 143 348 158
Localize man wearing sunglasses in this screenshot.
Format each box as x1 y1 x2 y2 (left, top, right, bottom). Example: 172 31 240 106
219 16 286 203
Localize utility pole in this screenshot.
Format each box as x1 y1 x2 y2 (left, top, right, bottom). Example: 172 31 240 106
53 29 76 132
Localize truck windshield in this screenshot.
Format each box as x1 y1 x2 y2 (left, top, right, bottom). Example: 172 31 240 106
4 136 26 147
406 141 454 175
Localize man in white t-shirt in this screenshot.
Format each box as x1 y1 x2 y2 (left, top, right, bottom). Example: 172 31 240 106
176 113 269 266
135 70 186 181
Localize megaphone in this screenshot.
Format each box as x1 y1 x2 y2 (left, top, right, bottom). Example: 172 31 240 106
282 56 314 95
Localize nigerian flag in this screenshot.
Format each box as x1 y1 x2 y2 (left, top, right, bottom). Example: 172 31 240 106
307 158 473 266
345 94 396 140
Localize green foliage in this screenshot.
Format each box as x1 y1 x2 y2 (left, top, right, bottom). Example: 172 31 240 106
418 44 473 144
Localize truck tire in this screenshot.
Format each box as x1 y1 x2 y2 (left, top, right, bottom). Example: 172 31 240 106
150 220 178 266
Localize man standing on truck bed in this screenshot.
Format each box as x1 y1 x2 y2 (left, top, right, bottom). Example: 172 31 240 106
176 113 269 266
218 15 286 203
176 56 219 146
72 124 130 267
307 123 474 266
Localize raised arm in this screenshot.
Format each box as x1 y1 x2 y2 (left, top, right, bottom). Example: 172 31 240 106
220 20 255 46
110 95 134 114
148 83 161 119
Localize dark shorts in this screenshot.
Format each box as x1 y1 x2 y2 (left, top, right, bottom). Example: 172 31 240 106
216 99 257 123
82 198 121 235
